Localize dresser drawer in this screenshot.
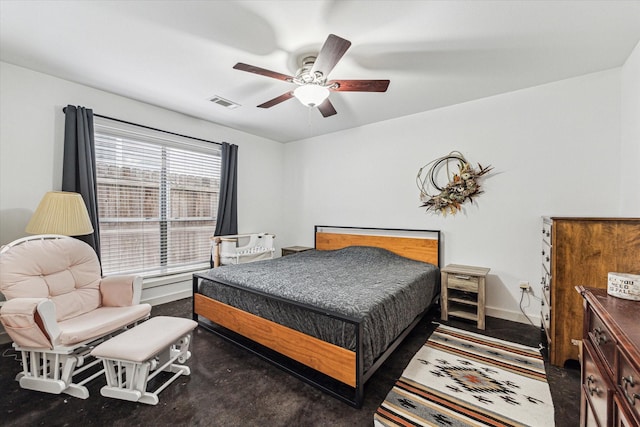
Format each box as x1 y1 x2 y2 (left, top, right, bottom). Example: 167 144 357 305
614 394 638 427
541 293 551 338
618 351 640 422
541 268 551 302
542 220 552 242
587 307 617 376
447 274 479 292
583 342 614 427
541 242 551 272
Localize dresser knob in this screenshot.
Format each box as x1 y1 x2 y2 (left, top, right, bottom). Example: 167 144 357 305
593 327 608 345
622 375 638 406
587 375 601 396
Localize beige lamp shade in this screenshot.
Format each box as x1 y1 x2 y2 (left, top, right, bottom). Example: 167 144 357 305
25 191 94 236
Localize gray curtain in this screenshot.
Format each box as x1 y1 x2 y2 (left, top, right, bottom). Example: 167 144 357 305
214 142 238 236
62 105 101 260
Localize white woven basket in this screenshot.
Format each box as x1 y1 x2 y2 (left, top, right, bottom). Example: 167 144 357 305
607 272 640 301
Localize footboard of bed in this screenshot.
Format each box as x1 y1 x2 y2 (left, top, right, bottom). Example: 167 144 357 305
192 273 367 407
192 267 433 408
194 293 356 386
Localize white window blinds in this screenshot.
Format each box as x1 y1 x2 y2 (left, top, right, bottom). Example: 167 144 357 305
94 117 221 276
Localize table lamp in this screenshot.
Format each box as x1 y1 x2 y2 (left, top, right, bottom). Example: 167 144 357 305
25 191 94 236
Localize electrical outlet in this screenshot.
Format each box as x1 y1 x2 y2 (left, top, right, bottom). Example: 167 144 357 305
519 281 530 291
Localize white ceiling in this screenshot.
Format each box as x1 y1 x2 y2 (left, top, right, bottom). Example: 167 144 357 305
1 1 639 143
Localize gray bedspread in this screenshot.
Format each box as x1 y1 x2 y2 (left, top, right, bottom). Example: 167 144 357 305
198 246 440 371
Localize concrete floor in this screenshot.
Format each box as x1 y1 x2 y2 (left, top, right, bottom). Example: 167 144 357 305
0 298 580 426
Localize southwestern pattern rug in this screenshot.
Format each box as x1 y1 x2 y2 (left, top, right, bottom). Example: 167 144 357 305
374 324 554 427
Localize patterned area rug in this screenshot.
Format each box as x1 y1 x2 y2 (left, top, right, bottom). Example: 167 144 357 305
375 324 555 426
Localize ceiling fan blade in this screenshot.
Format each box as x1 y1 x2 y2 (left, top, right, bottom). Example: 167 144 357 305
328 79 390 92
310 34 351 77
233 63 294 82
257 91 294 108
317 99 337 118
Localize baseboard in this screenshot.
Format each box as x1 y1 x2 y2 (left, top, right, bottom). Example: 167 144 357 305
140 272 199 307
141 288 192 306
485 305 541 326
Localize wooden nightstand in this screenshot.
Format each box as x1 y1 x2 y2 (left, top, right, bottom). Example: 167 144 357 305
281 246 313 257
441 264 490 330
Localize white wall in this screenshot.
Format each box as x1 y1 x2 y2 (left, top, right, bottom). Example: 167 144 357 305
1 57 636 328
620 41 640 215
0 61 284 306
283 68 628 324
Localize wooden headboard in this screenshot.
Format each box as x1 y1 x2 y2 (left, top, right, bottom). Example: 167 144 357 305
314 226 440 266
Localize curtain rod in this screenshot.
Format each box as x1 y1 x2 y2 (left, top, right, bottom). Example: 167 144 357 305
62 107 222 146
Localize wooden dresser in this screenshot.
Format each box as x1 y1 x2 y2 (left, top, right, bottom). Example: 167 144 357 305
541 217 640 367
577 287 640 427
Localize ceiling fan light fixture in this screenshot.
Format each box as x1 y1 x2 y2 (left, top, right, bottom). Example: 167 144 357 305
233 34 389 117
293 84 330 107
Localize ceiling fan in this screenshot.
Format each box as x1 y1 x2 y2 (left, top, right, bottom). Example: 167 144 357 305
233 34 390 118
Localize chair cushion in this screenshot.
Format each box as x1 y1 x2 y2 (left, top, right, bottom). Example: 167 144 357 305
57 304 151 346
0 237 101 322
91 316 197 362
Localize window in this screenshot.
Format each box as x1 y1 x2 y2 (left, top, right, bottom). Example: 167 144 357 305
94 117 221 276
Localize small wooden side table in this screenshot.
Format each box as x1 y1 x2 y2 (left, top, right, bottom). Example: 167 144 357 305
441 264 490 330
281 246 313 257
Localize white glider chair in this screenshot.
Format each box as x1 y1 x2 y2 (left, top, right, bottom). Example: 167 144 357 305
0 235 151 399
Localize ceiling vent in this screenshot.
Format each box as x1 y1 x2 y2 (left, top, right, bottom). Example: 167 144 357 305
209 96 240 109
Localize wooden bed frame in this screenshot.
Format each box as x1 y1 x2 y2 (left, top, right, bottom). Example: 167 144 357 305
192 226 440 407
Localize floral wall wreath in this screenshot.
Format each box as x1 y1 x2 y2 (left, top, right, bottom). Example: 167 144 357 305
416 151 493 215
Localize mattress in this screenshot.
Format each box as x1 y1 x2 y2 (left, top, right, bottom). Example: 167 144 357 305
198 245 440 370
